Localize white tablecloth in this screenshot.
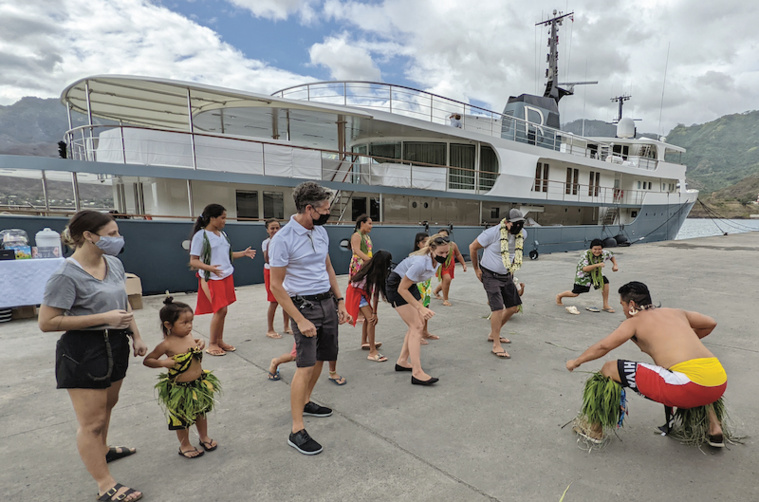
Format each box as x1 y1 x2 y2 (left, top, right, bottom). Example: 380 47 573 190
0 258 65 308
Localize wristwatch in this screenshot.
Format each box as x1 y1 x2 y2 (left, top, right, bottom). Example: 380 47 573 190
336 297 344 302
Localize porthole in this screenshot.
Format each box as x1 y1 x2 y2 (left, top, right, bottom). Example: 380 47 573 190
423 202 429 208
412 202 418 208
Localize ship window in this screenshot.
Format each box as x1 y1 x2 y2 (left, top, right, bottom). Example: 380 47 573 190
369 142 401 163
588 171 600 196
403 142 446 166
449 143 476 190
479 145 498 191
263 191 284 219
565 168 579 195
637 181 641 189
534 162 549 193
236 190 259 219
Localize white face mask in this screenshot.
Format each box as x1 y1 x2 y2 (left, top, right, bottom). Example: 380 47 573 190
95 235 125 256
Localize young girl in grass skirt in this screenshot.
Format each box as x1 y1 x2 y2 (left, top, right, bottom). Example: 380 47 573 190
144 297 221 458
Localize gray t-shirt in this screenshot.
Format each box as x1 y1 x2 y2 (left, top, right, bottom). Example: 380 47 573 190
43 255 128 329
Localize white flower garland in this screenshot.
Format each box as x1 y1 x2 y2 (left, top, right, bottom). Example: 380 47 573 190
500 218 523 274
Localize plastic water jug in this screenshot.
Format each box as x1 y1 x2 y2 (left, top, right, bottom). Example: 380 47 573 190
35 228 62 258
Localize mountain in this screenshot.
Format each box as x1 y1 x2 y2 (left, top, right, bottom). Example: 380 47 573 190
0 97 89 157
664 111 759 194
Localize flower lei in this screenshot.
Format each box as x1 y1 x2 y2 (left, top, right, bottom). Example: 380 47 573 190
500 219 523 274
587 250 603 289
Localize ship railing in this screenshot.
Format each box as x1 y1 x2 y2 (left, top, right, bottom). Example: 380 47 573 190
272 81 626 164
65 124 501 195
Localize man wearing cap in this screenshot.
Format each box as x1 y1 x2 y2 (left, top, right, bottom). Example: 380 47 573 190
469 209 527 359
269 181 352 455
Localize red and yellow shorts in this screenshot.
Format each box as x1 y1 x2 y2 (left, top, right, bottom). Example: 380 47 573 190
617 357 727 409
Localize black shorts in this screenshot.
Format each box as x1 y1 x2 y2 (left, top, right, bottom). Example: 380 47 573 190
56 329 131 389
480 266 522 312
291 294 339 368
385 272 422 307
571 276 609 294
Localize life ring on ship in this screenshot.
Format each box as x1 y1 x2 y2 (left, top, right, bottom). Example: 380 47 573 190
529 250 539 260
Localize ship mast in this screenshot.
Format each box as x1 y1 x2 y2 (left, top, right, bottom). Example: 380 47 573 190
537 10 574 104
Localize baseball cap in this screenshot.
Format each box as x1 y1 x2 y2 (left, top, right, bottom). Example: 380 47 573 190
508 208 525 222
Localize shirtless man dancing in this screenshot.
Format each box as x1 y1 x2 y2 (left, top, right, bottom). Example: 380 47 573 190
566 281 727 447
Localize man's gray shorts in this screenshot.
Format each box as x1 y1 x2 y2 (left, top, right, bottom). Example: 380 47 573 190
481 266 522 312
291 294 339 367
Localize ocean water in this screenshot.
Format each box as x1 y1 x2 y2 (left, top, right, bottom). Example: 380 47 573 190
675 218 759 240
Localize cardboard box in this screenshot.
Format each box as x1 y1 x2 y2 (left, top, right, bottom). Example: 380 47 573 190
125 273 143 310
11 305 37 319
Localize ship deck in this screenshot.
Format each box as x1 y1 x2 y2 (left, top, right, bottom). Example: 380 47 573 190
3 232 757 501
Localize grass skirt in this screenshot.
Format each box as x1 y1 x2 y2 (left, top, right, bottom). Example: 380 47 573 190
155 370 221 430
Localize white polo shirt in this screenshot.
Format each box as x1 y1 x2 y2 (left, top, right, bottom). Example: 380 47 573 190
476 226 527 275
268 215 330 296
392 254 438 283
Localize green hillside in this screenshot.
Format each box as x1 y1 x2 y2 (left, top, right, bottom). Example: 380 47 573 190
664 111 759 194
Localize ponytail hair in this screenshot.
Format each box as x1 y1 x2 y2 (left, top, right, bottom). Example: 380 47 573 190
354 214 370 231
411 231 449 257
62 210 115 249
192 203 226 236
159 294 193 337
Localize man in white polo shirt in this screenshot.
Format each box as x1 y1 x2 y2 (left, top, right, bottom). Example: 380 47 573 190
268 181 351 455
469 209 527 360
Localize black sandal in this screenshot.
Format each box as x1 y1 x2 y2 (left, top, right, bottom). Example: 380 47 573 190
96 483 143 502
199 439 218 451
105 446 136 463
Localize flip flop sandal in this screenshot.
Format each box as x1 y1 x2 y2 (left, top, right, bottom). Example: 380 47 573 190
205 348 226 356
565 306 580 315
219 344 236 351
367 353 388 362
586 307 601 312
267 369 281 381
266 332 283 339
328 375 347 385
602 307 616 313
491 349 511 359
105 446 136 463
97 483 143 502
199 439 218 452
178 447 204 459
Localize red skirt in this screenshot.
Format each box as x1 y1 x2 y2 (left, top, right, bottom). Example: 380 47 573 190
264 268 276 302
441 260 455 278
196 274 236 315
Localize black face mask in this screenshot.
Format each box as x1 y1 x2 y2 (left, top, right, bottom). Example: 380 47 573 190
434 255 447 264
311 210 330 226
509 221 524 235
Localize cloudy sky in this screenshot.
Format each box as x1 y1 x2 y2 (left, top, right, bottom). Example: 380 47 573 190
2 0 758 134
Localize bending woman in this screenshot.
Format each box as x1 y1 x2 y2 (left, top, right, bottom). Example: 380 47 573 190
39 210 147 502
389 234 450 385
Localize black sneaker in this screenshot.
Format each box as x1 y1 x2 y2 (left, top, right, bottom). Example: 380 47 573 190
288 429 323 455
303 401 332 417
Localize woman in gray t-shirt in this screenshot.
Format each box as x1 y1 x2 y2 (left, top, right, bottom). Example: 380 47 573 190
38 210 146 502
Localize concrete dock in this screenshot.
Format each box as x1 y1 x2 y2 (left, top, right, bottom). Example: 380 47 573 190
2 232 758 501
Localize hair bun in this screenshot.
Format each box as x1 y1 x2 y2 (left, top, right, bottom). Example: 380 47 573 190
163 291 174 305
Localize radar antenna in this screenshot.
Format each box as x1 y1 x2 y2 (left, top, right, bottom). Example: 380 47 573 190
536 10 574 104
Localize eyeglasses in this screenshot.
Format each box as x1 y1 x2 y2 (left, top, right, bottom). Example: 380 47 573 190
433 236 450 244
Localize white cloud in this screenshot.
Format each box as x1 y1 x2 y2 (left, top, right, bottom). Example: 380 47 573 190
317 0 759 132
309 34 382 81
0 0 312 105
227 0 318 22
